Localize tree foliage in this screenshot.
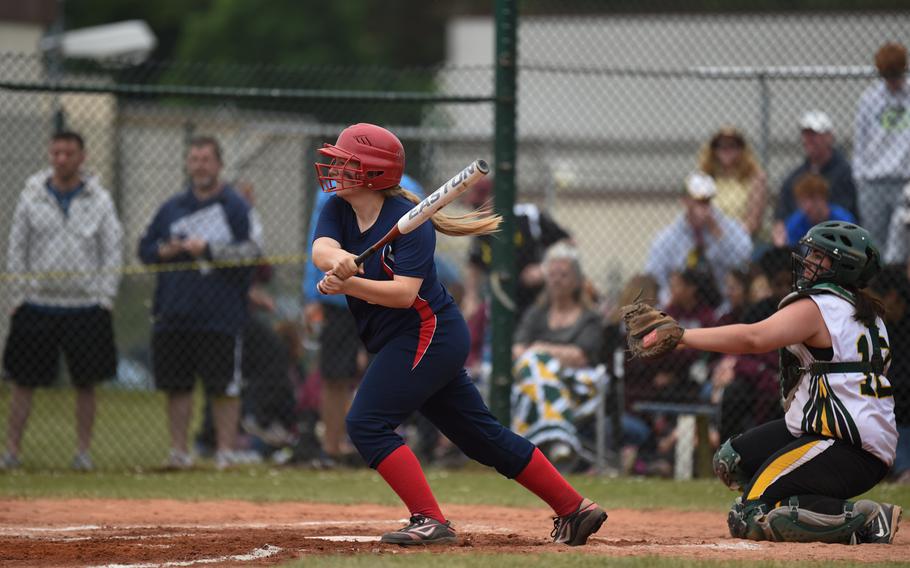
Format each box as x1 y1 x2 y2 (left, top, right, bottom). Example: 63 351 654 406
64 0 457 69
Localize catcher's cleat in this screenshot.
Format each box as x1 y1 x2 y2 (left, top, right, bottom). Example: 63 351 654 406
551 498 608 546
855 503 902 544
380 515 457 546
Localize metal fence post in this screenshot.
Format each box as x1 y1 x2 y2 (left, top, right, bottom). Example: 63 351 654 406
489 0 518 425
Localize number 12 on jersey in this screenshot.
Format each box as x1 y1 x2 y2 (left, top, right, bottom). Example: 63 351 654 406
857 334 893 398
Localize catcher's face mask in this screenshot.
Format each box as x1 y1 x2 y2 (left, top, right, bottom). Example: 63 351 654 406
792 245 835 291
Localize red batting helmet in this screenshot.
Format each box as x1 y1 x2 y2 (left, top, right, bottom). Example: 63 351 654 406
314 123 405 192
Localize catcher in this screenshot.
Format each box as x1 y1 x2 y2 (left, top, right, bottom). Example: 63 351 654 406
623 221 901 544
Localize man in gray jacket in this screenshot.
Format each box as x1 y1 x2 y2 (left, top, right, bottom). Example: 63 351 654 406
1 131 123 471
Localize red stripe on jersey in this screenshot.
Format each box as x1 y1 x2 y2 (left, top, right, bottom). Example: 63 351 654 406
411 295 437 370
380 245 395 279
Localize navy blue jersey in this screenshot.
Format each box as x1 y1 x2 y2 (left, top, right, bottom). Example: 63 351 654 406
314 194 455 354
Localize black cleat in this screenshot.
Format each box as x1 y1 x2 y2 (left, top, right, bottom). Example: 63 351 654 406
380 515 457 546
551 498 608 546
856 503 902 544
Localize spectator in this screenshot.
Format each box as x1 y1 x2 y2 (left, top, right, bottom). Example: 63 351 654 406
194 182 282 463
645 171 752 306
238 311 299 456
511 243 602 368
601 274 659 474
462 176 572 331
511 242 604 470
631 268 718 477
282 317 331 468
232 184 294 458
667 268 721 319
773 110 857 239
867 265 910 484
743 246 794 324
661 268 718 400
782 173 856 247
138 136 261 470
884 182 910 264
697 126 768 237
715 268 751 326
708 268 752 443
853 41 910 248
0 130 122 472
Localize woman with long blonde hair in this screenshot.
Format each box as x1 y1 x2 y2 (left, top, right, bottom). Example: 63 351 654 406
312 123 606 547
698 126 768 237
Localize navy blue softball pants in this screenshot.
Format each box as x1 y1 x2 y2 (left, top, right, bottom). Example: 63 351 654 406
345 306 534 477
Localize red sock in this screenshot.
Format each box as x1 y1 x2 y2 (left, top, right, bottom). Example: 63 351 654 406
515 448 583 517
376 445 446 523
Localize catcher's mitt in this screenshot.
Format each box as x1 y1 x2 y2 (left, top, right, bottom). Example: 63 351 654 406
621 301 684 359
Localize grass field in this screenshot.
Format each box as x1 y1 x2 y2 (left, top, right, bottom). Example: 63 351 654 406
1 385 909 566
3 467 909 512
0 382 196 471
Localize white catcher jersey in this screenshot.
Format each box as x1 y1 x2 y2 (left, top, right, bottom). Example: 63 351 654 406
784 294 897 465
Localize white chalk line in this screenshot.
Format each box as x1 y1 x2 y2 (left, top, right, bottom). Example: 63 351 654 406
305 535 381 542
677 542 764 550
0 519 402 536
50 534 187 543
616 541 764 551
86 544 282 568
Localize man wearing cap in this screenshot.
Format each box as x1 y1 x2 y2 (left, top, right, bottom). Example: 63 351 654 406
853 41 910 248
645 171 752 307
772 110 857 246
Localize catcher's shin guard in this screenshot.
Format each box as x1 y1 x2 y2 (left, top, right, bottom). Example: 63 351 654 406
728 496 880 544
713 438 750 492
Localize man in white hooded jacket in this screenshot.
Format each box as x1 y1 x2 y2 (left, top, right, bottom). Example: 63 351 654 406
1 131 123 471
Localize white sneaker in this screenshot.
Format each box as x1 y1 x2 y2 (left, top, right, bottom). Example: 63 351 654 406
215 449 263 470
0 452 21 471
549 442 573 462
71 452 94 471
241 416 296 447
165 449 194 470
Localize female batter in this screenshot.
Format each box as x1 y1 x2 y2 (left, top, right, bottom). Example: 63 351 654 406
311 123 607 546
660 222 900 544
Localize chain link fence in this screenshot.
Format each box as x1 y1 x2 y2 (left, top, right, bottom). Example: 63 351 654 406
0 9 908 478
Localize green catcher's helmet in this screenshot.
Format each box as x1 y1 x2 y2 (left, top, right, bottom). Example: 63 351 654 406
793 222 882 291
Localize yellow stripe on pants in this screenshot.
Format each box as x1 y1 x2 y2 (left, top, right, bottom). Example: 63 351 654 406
746 440 823 501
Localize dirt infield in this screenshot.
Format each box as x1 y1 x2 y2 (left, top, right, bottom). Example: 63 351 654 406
0 499 904 566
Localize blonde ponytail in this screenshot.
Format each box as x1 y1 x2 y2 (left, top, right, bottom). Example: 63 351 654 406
383 187 501 237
